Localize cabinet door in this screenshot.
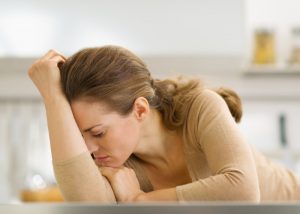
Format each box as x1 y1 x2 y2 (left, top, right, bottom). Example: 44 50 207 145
238 100 300 156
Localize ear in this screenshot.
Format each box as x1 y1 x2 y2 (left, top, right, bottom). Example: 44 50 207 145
132 97 150 121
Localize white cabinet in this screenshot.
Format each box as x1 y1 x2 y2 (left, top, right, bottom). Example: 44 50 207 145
239 99 300 172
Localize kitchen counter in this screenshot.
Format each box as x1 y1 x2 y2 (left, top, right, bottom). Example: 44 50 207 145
1 203 300 214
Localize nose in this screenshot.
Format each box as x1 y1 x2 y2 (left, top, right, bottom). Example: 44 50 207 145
85 139 100 153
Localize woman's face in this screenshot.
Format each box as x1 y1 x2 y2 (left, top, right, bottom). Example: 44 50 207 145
71 99 141 167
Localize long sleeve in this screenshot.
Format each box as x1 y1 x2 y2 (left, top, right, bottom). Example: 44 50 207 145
176 89 260 202
53 151 116 202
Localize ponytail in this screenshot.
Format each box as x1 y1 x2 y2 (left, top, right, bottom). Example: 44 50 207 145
148 77 243 130
149 77 201 130
214 87 243 123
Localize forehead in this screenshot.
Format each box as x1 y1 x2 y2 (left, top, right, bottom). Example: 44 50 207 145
71 99 117 129
71 98 110 114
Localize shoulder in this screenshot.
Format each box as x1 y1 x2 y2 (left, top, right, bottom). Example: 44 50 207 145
188 88 229 118
182 88 235 147
200 89 227 104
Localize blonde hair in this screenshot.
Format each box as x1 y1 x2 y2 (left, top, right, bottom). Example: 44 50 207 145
60 45 242 132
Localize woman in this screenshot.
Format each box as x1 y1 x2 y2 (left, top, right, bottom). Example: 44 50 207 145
28 46 300 203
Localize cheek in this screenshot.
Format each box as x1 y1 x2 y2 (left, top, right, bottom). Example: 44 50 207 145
111 119 140 151
124 118 140 142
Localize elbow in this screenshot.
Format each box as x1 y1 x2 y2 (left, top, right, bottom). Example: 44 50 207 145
239 175 260 202
237 183 260 202
225 171 261 202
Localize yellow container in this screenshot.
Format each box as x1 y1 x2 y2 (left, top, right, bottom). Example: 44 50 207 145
20 186 64 202
253 29 276 64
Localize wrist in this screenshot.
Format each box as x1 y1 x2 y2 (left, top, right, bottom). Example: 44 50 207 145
43 92 68 107
133 191 147 202
41 84 65 102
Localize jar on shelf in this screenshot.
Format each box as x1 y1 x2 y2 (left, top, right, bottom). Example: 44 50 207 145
288 27 300 65
253 28 276 65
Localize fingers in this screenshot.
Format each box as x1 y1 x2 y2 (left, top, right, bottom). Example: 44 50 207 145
50 55 66 64
100 166 119 174
100 166 127 179
41 49 67 61
100 167 114 179
28 50 65 76
41 49 57 60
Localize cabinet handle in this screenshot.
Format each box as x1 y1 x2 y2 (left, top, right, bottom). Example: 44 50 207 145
279 113 287 147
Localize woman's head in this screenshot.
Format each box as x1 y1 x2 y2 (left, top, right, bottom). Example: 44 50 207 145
60 45 155 114
60 46 156 167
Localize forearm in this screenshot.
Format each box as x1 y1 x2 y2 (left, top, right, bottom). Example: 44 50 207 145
135 188 178 202
44 94 88 162
54 151 116 202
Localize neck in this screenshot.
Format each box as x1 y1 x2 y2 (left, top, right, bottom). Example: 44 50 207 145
133 109 183 169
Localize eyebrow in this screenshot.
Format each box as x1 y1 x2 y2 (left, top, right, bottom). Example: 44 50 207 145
82 124 103 133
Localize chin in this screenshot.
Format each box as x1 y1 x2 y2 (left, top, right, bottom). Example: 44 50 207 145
108 161 126 168
94 159 124 168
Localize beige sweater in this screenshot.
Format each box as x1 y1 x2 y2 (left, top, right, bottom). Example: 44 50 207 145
53 89 300 202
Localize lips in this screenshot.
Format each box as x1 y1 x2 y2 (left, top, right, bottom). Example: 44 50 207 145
94 155 110 164
95 156 109 160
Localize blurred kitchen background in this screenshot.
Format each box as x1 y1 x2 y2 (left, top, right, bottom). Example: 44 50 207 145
1 0 300 203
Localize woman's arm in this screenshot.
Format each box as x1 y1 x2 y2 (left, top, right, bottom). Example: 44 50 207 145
135 188 177 201
28 50 116 202
44 92 88 161
174 89 260 202
100 166 177 202
28 50 85 161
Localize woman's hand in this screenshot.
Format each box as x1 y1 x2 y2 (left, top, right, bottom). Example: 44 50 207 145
100 166 145 202
28 50 66 101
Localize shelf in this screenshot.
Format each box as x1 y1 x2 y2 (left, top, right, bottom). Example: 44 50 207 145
260 148 300 159
243 65 300 76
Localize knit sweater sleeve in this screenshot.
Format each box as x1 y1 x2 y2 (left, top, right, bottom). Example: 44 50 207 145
176 89 260 202
53 151 116 202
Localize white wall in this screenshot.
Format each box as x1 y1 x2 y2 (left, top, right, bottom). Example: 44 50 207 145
0 0 245 57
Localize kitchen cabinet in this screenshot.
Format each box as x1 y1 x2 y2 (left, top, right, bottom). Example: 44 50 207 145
239 98 300 173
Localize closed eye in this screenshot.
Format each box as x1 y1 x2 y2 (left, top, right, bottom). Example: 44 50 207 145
93 132 104 138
